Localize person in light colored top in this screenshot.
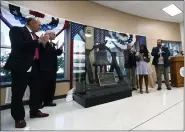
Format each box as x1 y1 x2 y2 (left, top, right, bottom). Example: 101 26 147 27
151 39 171 90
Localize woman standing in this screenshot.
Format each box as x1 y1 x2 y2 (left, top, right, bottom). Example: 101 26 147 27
136 45 152 94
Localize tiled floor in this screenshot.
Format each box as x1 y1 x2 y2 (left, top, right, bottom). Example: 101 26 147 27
1 85 184 131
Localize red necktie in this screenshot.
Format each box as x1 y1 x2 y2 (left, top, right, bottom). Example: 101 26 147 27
31 32 39 59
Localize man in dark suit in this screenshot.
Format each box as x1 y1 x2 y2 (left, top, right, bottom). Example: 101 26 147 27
4 18 49 128
39 31 63 108
151 39 171 90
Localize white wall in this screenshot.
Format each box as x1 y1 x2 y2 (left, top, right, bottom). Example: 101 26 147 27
180 22 184 50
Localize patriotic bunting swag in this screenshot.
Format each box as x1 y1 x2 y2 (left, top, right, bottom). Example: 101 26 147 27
94 27 137 48
0 1 147 90
0 1 69 36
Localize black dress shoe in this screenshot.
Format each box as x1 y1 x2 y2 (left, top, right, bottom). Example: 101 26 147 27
167 87 172 90
132 88 137 91
15 120 26 128
157 87 162 90
44 103 57 107
146 90 150 93
140 90 143 94
30 111 49 118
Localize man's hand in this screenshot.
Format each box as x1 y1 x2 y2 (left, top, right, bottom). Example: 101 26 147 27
158 51 162 55
38 34 49 44
158 51 165 55
131 49 136 54
162 51 166 55
136 52 140 56
59 42 65 49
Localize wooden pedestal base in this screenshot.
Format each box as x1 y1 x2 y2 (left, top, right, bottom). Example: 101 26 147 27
170 56 184 88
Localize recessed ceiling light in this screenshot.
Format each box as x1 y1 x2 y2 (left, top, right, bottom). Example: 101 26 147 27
162 4 182 16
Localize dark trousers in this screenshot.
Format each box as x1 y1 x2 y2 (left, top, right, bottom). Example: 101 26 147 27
11 60 40 121
40 71 56 105
126 67 136 89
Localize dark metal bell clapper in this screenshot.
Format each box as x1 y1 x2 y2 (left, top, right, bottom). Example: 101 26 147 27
93 50 111 66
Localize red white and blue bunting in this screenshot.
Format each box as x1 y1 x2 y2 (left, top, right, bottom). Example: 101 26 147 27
0 1 69 36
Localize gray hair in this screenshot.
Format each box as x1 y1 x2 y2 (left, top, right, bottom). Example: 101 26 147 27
45 30 56 40
45 30 55 35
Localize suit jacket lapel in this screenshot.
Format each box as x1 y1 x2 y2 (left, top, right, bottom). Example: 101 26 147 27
23 26 33 41
156 47 160 52
162 46 165 52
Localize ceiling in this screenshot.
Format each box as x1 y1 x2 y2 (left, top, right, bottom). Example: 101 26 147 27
94 1 183 23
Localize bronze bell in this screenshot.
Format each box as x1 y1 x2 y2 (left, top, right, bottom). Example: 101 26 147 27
93 50 111 66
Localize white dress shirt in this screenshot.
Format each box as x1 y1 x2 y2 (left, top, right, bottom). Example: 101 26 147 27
158 48 164 64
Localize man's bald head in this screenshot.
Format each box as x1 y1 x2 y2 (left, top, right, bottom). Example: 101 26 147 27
27 17 41 33
45 30 56 40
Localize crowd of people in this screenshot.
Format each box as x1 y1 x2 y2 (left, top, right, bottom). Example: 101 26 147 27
3 17 172 129
124 39 172 94
3 17 63 128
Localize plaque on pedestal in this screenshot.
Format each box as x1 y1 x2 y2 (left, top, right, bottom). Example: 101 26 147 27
98 72 117 86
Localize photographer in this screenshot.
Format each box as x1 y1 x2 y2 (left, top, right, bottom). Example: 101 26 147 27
124 44 137 91
136 45 152 94
39 30 64 108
